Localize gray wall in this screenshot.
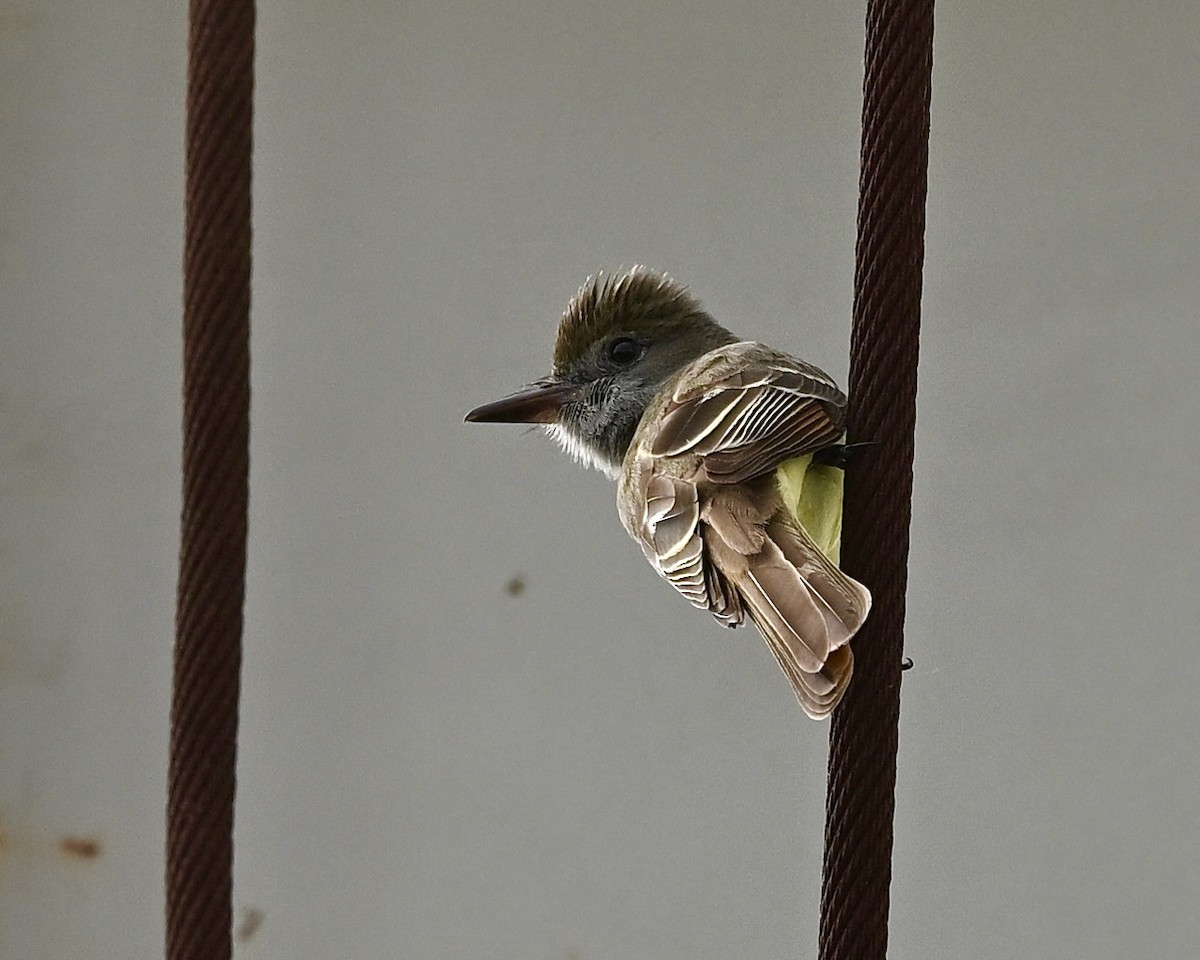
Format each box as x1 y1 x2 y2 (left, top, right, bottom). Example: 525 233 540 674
2 1 1198 958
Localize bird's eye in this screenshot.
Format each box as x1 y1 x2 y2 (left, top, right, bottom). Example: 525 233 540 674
607 337 641 365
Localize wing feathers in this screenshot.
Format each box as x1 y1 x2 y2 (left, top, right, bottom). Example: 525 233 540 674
634 473 867 718
650 347 846 485
641 474 716 610
704 558 743 627
622 343 870 719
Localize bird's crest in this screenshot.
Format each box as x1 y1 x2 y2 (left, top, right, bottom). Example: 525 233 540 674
552 267 705 375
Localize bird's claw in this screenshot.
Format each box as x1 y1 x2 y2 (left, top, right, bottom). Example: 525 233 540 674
813 440 881 470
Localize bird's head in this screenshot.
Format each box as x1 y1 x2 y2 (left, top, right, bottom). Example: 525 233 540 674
465 267 737 476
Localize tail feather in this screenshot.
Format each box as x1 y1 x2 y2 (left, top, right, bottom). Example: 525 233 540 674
758 629 852 717
766 520 871 634
712 517 869 719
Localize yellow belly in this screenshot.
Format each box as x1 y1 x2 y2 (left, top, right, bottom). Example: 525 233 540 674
774 454 845 564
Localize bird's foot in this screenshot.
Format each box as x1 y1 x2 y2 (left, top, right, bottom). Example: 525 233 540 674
813 441 881 470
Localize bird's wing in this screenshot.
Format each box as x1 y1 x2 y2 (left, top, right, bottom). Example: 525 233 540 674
650 343 846 484
624 343 867 718
632 471 743 626
630 465 865 719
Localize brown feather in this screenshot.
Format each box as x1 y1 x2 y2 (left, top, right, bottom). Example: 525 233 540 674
617 341 871 718
651 346 846 485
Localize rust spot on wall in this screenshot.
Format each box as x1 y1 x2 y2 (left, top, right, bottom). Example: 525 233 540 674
235 907 265 943
59 835 102 860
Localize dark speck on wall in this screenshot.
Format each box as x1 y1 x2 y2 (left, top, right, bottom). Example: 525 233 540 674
59 836 102 859
235 907 265 943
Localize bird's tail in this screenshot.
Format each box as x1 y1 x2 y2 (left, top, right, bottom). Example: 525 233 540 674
727 517 870 718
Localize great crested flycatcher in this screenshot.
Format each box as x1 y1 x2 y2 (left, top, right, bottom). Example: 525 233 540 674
465 267 870 718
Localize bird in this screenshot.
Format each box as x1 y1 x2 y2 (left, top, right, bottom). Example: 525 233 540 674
464 267 871 718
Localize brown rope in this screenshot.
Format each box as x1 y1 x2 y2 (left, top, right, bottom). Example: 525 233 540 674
818 0 933 958
167 0 254 957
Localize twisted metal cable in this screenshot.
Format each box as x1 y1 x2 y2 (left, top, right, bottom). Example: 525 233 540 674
168 0 254 957
818 1 934 958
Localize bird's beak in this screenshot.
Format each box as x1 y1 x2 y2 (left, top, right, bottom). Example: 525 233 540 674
464 380 581 424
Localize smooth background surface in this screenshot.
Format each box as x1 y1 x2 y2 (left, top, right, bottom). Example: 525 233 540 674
3 1 1198 957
